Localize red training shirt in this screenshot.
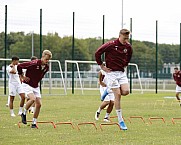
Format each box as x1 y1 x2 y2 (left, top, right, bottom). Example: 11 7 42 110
173 71 181 87
17 59 49 88
95 38 132 72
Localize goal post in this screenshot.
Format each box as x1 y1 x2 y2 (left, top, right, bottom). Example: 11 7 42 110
0 58 66 95
64 60 143 94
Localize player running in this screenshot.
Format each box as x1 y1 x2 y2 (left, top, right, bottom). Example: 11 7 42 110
173 67 181 106
95 69 114 122
17 50 52 128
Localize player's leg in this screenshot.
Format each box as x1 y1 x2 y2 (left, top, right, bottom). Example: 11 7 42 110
31 87 41 128
175 85 181 106
95 101 109 120
120 83 129 96
21 93 35 124
31 97 41 128
30 102 35 114
176 92 181 106
18 93 25 115
104 100 114 122
9 96 16 117
24 93 36 113
8 84 16 117
6 95 10 107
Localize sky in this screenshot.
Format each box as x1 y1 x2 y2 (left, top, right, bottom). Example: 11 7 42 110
1 0 181 44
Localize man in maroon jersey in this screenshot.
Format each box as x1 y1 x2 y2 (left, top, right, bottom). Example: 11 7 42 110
95 29 132 130
173 67 181 106
17 50 52 128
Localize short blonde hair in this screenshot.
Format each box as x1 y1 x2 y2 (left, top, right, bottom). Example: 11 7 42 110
42 50 52 58
119 29 130 36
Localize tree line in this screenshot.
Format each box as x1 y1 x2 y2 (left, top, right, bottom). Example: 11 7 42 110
0 32 179 74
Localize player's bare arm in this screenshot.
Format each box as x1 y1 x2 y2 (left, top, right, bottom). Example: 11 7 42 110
99 64 111 73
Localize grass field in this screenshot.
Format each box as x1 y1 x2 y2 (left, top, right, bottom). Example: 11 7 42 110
1 90 181 145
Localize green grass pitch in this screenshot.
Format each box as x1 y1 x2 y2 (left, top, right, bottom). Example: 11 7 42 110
1 90 181 145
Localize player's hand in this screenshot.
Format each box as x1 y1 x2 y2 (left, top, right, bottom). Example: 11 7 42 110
100 64 111 73
100 82 106 87
23 76 30 82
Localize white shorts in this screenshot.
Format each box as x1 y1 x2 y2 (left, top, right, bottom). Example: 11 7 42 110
100 86 114 101
9 83 24 96
106 71 128 89
176 85 181 93
22 83 41 98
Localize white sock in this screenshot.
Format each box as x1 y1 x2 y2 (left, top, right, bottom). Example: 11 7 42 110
7 96 10 105
10 109 14 115
104 113 110 118
23 108 27 115
19 107 23 113
31 107 35 113
116 109 123 122
32 118 37 124
97 107 101 113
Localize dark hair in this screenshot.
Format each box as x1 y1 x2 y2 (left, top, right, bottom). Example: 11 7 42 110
11 56 19 61
174 67 178 70
31 56 38 61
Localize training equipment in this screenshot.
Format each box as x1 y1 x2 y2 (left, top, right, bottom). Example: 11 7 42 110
154 100 165 108
18 120 56 128
100 123 121 131
129 116 145 123
77 122 97 130
64 60 143 94
172 118 181 124
55 122 74 129
149 117 165 124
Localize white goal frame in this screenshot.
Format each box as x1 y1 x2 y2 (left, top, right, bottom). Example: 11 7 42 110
0 58 67 95
64 60 143 94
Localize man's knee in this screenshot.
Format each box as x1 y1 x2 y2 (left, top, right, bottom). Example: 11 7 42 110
121 90 129 96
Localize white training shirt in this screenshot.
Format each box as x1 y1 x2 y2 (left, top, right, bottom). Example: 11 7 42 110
7 65 21 85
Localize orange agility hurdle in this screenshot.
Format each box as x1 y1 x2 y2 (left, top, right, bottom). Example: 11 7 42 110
18 120 56 128
149 117 165 124
77 122 97 130
129 116 145 123
100 122 121 131
109 116 129 123
171 118 181 124
55 122 74 129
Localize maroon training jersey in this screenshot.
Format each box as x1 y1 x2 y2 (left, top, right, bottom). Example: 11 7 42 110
95 38 132 72
17 59 49 88
173 71 181 87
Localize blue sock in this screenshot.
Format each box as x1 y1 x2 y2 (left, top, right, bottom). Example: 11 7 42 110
101 88 108 101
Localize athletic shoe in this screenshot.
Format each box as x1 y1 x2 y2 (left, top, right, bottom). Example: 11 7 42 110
95 112 100 120
21 113 27 124
18 111 22 116
119 121 127 130
6 103 9 107
100 88 108 101
11 113 16 117
103 117 110 122
31 124 37 129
